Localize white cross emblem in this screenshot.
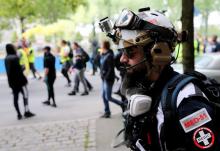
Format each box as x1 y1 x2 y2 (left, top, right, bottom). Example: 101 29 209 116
196 130 211 146
193 127 215 149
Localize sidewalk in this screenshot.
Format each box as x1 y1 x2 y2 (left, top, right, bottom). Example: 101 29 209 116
96 114 128 151
0 118 96 151
0 114 129 151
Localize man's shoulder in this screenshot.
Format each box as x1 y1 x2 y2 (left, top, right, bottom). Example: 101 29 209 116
5 55 18 61
176 82 203 107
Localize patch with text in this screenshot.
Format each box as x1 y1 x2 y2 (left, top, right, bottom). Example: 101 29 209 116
180 108 211 133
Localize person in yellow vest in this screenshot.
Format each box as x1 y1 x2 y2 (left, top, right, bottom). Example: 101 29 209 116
60 40 72 86
17 45 30 76
194 38 202 57
27 43 42 79
175 38 202 63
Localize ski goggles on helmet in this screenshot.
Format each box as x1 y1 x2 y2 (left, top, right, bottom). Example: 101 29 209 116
99 9 144 34
114 9 143 30
114 9 176 40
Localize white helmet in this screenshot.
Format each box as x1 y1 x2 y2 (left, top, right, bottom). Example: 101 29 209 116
113 8 177 50
99 8 178 66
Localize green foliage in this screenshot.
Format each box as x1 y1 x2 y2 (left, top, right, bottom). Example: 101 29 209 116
0 0 36 19
0 19 11 30
195 0 220 37
65 0 87 11
71 0 166 24
195 0 220 12
0 0 86 34
45 35 52 43
29 34 36 43
11 31 18 43
36 0 86 24
0 32 2 42
74 32 83 41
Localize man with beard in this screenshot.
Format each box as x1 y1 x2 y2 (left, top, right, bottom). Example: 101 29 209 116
100 7 220 151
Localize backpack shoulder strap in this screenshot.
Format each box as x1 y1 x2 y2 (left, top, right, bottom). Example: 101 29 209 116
161 74 196 119
160 74 196 149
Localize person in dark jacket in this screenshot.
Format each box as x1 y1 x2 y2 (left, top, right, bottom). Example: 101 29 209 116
68 52 89 96
90 40 100 75
68 42 92 95
4 43 35 120
42 46 57 107
100 41 125 118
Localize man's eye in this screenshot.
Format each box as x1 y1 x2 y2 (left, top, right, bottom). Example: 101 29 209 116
127 51 136 58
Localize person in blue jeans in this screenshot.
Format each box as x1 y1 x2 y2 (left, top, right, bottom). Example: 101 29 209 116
100 40 125 118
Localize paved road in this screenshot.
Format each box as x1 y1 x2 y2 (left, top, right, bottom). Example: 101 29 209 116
0 72 121 126
0 119 96 151
0 72 128 151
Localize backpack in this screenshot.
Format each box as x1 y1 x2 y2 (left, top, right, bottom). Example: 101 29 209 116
160 71 220 149
68 49 73 58
81 48 90 63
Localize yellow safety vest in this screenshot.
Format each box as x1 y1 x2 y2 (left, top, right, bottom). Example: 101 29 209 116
27 47 35 63
194 40 203 57
175 40 202 63
18 48 30 75
60 46 70 63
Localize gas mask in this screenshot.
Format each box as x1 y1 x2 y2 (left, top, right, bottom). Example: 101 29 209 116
129 94 152 117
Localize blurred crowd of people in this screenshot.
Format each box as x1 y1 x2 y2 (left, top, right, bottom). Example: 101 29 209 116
4 33 219 120
203 35 220 53
176 34 220 63
4 37 127 120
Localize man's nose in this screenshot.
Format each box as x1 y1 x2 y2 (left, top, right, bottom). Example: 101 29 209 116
120 53 129 63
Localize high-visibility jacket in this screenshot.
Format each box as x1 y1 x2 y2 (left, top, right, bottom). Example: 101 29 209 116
27 47 35 63
60 46 70 64
18 48 30 75
175 40 203 63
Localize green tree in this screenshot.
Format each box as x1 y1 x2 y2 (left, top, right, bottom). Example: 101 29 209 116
195 0 220 38
0 0 37 33
74 32 83 42
11 31 18 43
36 0 86 24
0 0 86 35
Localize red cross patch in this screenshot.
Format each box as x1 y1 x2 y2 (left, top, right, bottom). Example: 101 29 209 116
193 127 215 149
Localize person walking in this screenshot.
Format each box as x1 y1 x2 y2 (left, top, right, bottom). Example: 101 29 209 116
90 40 100 75
99 40 125 118
27 43 42 79
68 51 89 96
17 45 29 76
68 42 93 94
60 40 71 87
5 43 35 120
42 46 57 107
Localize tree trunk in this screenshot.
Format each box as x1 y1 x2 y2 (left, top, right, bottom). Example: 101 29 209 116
204 9 209 39
20 17 25 34
92 21 96 38
181 0 194 73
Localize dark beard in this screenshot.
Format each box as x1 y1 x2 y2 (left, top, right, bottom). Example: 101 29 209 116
120 63 152 96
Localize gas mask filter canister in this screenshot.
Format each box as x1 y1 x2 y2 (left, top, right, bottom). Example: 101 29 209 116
129 94 152 117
